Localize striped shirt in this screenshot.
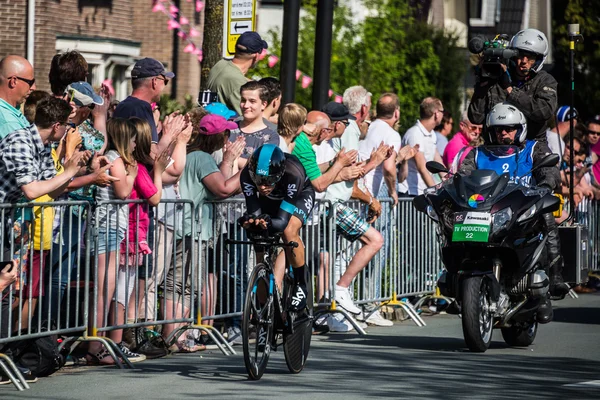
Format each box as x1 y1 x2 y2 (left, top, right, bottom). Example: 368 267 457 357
292 132 321 181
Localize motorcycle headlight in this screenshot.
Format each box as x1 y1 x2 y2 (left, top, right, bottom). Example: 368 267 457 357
426 205 439 222
492 207 512 233
517 204 537 223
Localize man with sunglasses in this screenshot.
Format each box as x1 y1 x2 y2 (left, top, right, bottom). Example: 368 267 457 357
0 55 36 140
469 28 558 143
114 58 174 150
459 103 568 322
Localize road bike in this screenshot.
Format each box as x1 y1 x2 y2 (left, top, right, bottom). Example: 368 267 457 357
226 234 313 380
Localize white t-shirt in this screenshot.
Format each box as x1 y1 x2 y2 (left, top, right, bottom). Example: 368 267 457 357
546 129 565 164
398 120 437 195
325 121 362 203
358 119 401 197
279 135 290 153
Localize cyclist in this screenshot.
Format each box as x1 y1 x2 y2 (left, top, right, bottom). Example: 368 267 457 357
239 143 315 312
459 102 568 322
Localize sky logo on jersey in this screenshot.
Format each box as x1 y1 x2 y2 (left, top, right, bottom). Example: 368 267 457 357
243 182 254 197
468 194 485 208
287 184 297 197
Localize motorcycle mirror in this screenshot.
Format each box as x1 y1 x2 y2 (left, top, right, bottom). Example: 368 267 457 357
426 161 449 174
412 195 428 213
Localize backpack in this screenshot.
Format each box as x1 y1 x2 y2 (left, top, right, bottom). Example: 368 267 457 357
9 327 66 377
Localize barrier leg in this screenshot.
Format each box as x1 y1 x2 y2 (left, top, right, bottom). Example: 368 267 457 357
79 336 134 369
314 300 367 335
0 354 27 391
382 295 426 327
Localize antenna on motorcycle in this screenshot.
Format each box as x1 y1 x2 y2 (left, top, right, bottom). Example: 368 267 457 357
426 161 449 175
516 153 560 181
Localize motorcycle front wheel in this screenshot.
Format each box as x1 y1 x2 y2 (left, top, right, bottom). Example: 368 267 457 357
461 276 493 352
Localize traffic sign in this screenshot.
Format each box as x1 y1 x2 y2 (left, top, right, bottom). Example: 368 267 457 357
223 0 257 58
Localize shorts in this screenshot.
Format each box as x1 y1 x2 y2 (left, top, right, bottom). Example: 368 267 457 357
262 185 315 225
95 229 126 255
23 249 47 298
333 203 369 242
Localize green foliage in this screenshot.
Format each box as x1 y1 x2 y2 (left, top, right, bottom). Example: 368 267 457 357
552 0 600 119
254 0 466 133
157 94 195 119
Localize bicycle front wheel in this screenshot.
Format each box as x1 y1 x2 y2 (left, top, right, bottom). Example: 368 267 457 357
283 274 313 374
242 263 274 380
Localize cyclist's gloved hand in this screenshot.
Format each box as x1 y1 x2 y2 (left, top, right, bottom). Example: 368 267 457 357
238 214 253 228
252 214 272 231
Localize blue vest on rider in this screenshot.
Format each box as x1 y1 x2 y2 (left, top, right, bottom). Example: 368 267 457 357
475 141 536 184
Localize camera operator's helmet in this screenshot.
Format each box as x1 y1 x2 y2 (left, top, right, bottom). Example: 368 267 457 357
248 144 286 186
510 28 549 73
486 103 528 145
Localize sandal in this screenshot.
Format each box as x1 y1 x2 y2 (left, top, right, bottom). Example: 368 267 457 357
86 348 118 365
169 341 206 353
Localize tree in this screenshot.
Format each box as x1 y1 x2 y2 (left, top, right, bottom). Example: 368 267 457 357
552 0 600 120
254 0 466 132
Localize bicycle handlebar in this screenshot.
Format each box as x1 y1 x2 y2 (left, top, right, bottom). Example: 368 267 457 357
224 238 299 248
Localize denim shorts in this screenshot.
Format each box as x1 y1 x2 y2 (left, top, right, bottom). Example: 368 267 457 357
95 229 126 255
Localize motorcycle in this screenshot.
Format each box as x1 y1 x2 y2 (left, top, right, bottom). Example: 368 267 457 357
413 147 560 352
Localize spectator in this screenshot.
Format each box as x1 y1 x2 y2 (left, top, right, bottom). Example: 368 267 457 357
442 111 483 169
114 58 174 151
468 28 557 142
547 106 578 164
277 103 307 153
259 77 282 130
206 31 268 115
48 50 88 96
229 81 278 169
0 55 36 139
164 114 245 351
586 116 600 166
88 118 138 365
434 111 452 156
398 97 446 196
23 90 52 123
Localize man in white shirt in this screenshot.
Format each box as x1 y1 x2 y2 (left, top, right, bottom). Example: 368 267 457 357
398 97 446 196
359 93 402 204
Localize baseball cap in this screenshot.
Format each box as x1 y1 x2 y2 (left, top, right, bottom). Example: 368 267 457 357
66 82 104 107
235 31 268 54
556 105 578 122
205 102 237 120
199 114 238 135
321 102 356 121
131 58 175 79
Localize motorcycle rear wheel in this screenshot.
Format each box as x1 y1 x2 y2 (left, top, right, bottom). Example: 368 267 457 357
501 320 538 347
461 276 493 352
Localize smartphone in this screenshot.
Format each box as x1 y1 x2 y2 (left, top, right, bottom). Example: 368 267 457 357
0 261 14 273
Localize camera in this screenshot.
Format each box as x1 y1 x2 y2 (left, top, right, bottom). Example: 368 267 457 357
468 34 519 79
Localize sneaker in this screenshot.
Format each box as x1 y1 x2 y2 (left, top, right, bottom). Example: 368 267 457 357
226 326 243 346
365 310 393 327
257 326 269 352
334 285 361 315
327 314 354 332
289 283 307 311
118 342 147 363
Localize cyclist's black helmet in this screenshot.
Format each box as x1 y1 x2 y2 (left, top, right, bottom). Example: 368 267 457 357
248 144 286 186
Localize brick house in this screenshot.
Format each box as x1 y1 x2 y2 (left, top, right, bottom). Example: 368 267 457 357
0 0 203 102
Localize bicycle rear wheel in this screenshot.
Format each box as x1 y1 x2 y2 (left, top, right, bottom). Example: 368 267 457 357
243 263 274 380
283 273 313 374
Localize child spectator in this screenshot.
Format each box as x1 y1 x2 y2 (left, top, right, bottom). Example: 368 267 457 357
88 118 138 364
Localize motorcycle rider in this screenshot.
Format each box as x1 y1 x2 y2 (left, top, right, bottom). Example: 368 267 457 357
468 28 558 142
459 103 570 323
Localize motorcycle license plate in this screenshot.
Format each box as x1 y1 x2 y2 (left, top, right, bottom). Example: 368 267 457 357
452 212 491 242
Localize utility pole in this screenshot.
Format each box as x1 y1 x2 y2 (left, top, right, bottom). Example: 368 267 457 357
280 0 301 105
312 0 334 110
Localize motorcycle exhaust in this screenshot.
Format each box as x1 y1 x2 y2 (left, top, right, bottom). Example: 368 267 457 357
499 295 528 326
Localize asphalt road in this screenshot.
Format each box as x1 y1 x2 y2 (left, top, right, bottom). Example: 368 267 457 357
4 293 600 400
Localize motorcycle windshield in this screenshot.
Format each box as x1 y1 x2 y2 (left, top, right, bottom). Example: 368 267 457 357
444 146 526 210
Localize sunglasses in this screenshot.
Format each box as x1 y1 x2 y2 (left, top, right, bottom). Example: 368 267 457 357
156 76 169 86
13 76 35 87
338 120 350 127
493 125 518 133
587 130 600 136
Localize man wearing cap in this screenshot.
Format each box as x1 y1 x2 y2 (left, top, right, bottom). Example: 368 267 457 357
114 57 174 145
206 31 268 115
546 106 578 164
0 55 36 140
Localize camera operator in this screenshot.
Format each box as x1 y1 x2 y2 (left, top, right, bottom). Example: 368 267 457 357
468 28 557 142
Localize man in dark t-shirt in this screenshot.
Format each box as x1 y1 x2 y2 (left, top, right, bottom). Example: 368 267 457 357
114 58 174 145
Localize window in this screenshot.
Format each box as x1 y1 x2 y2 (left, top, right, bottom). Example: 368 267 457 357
469 0 496 27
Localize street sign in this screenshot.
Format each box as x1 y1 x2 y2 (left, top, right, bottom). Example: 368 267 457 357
223 0 257 58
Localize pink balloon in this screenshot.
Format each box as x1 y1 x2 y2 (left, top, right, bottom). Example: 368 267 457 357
267 55 279 68
152 3 165 12
183 43 196 53
189 27 200 37
196 0 205 12
180 16 189 25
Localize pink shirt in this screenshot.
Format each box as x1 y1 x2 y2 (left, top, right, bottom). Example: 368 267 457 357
127 163 158 243
591 142 600 183
443 132 472 170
